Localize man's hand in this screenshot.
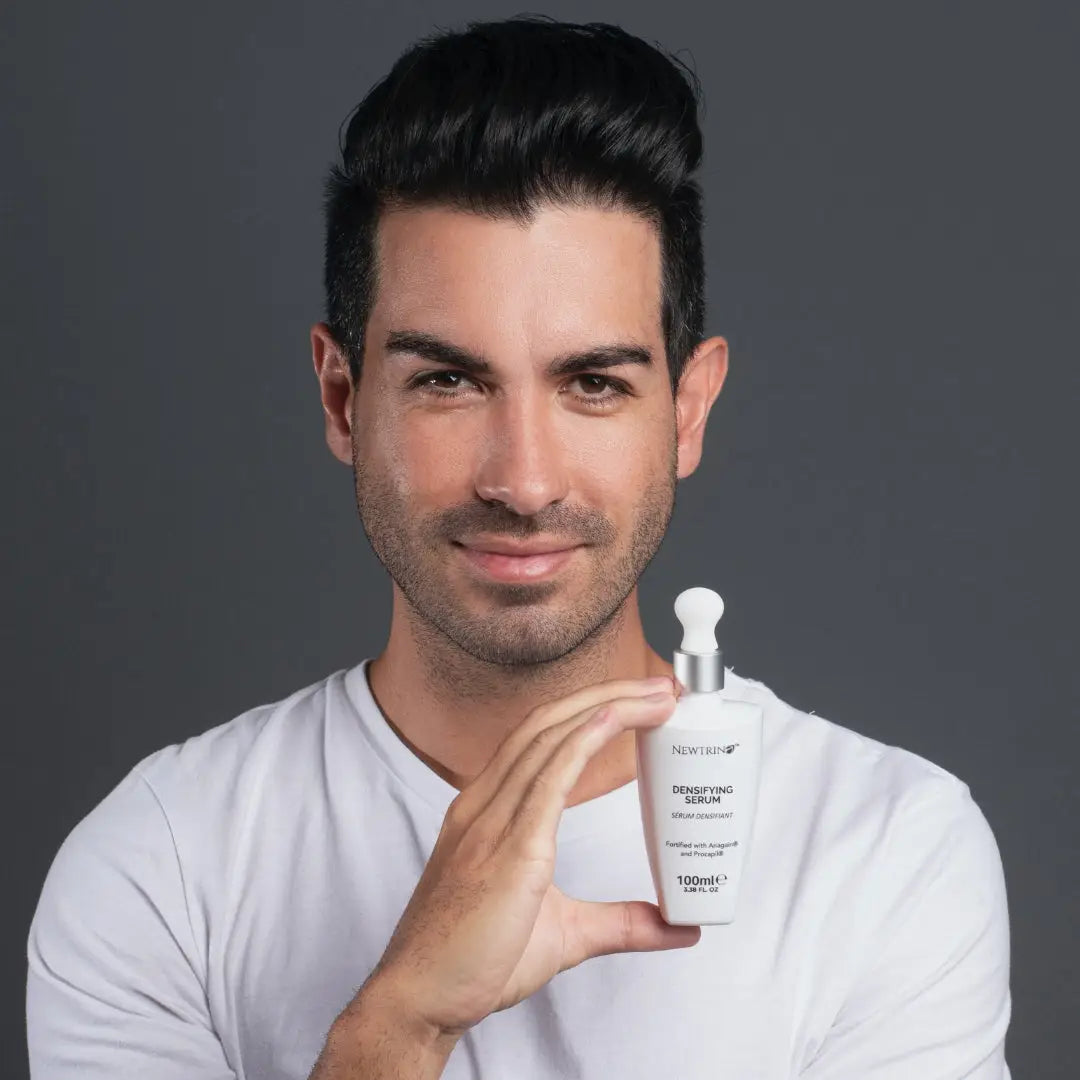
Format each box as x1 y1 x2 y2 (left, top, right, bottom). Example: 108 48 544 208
326 675 699 1072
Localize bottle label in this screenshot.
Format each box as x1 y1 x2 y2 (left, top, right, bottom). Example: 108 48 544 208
637 702 763 912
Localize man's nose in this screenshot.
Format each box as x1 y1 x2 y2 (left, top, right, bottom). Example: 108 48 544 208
472 395 571 516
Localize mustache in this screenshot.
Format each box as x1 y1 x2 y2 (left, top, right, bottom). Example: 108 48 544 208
436 504 617 546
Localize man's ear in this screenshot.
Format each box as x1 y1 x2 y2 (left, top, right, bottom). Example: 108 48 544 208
311 322 354 467
675 336 729 479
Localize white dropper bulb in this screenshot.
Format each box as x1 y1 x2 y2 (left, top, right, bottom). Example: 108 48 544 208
674 587 725 653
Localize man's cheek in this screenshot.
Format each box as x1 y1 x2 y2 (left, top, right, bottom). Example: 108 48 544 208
386 425 462 497
577 439 652 494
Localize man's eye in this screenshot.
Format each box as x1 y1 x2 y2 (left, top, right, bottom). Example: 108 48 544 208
407 370 632 407
410 370 475 394
570 374 632 406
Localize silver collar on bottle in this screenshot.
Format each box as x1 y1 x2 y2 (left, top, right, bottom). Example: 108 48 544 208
673 648 724 693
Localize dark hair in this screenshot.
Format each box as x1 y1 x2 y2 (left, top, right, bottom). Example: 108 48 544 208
321 15 706 396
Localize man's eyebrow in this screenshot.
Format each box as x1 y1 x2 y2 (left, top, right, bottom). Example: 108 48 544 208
383 329 654 377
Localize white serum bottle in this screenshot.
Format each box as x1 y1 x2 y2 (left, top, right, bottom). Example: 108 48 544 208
635 587 764 925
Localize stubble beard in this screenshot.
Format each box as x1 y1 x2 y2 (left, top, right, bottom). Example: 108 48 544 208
352 434 677 669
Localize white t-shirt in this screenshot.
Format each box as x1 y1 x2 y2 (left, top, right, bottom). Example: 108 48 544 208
26 660 1012 1078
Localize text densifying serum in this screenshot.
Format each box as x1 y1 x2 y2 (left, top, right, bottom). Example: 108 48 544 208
636 587 764 925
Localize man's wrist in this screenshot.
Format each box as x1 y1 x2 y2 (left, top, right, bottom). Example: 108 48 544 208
322 975 461 1079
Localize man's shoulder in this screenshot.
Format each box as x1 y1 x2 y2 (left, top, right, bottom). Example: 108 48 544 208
129 664 352 807
733 667 1006 950
85 660 354 838
728 665 976 823
32 666 358 941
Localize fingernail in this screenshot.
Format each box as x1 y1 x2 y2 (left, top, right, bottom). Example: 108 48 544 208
645 690 675 702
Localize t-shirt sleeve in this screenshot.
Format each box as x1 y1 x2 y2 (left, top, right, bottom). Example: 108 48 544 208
26 765 236 1079
799 781 1013 1078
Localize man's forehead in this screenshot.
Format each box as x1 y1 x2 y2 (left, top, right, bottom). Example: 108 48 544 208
372 203 663 340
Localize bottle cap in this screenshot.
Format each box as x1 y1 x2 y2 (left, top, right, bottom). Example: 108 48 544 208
673 586 724 692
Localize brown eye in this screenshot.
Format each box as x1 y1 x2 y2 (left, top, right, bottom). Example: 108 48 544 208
408 370 477 394
569 374 632 407
407 369 631 408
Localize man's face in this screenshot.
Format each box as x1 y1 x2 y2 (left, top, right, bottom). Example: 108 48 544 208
351 201 678 667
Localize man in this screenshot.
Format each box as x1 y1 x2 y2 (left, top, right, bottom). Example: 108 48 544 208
26 15 1012 1079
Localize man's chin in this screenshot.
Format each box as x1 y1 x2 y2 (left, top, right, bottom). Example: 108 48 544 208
433 596 587 666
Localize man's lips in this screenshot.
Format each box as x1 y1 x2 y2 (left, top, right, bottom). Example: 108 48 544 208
452 540 584 582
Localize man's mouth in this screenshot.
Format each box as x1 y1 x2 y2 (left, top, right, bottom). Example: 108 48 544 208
452 539 584 583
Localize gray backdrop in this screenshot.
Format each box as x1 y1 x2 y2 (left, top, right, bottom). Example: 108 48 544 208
4 2 1077 1076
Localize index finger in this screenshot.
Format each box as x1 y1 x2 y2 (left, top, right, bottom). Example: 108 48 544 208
461 675 674 811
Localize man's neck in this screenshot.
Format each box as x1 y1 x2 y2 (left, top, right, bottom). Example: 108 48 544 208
365 585 673 806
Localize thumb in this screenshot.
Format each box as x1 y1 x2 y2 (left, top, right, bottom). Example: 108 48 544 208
565 898 702 965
